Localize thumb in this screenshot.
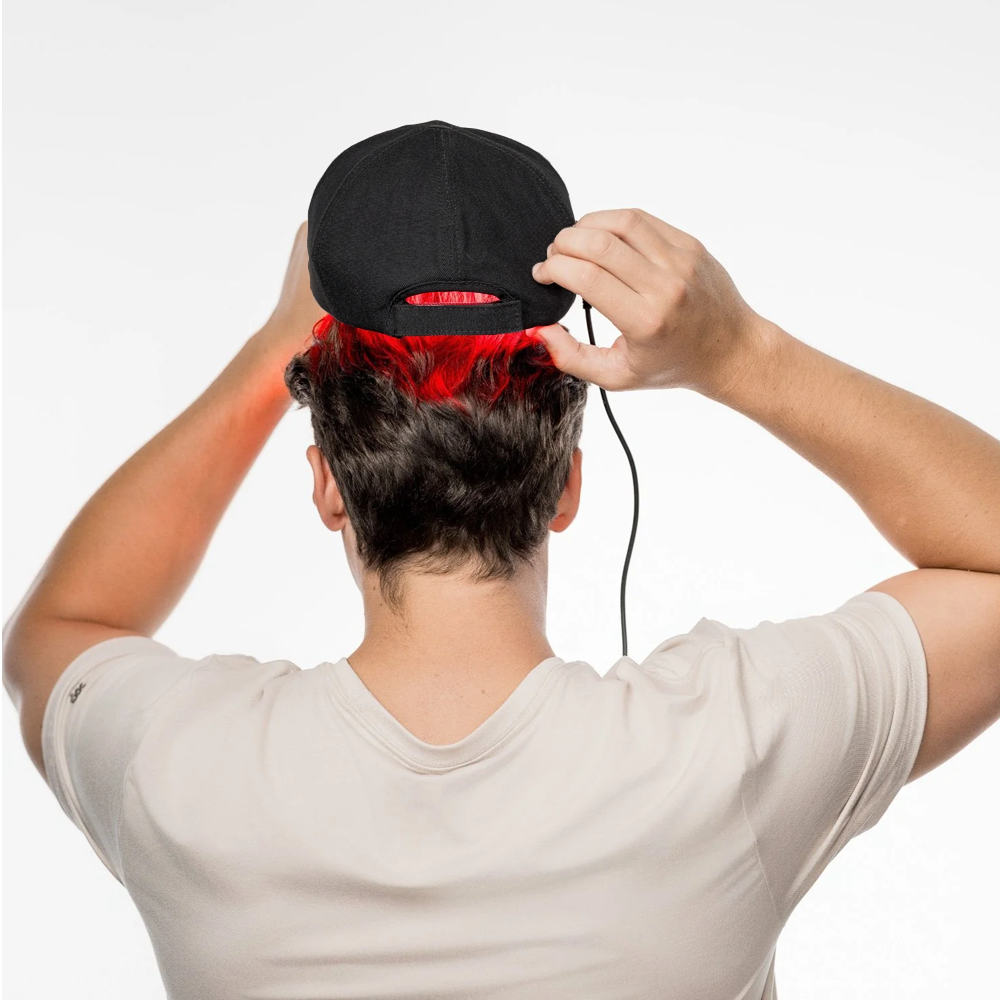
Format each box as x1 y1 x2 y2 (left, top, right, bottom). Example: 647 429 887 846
534 323 610 384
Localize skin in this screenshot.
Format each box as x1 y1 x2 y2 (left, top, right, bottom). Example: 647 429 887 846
532 208 1000 781
0 221 574 772
306 446 583 743
4 222 327 775
5 208 1000 776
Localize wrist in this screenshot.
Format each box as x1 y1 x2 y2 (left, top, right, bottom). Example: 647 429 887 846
699 313 791 409
234 328 298 409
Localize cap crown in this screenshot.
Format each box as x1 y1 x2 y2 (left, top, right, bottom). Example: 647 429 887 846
307 120 576 337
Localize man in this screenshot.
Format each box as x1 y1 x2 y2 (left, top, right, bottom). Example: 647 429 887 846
4 121 999 999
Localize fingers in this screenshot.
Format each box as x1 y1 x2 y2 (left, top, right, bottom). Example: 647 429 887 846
532 252 651 336
533 208 697 317
574 207 702 256
530 208 707 391
547 226 662 295
532 323 632 389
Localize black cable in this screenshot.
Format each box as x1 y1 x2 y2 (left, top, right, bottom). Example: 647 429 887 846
582 300 639 659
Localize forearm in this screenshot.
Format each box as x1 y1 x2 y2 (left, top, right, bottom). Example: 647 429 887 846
4 329 293 637
705 317 1000 575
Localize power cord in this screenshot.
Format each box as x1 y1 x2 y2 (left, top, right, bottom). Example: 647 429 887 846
582 300 640 659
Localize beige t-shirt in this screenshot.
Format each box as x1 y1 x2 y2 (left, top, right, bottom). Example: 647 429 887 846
42 590 927 1000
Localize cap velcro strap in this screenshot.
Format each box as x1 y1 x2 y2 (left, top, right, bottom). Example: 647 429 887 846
388 299 524 337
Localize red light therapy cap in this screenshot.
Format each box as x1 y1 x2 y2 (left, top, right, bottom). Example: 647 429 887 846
306 120 577 338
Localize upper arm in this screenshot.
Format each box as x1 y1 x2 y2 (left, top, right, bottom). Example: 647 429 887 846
867 567 1000 784
4 618 199 882
4 617 146 783
722 592 929 920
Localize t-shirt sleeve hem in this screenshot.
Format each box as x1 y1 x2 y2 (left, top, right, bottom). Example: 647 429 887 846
40 634 177 881
832 590 929 837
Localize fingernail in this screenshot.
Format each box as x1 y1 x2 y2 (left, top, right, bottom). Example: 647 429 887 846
546 243 554 258
532 262 542 278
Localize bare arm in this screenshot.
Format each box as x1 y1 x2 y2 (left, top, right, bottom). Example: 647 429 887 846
531 207 1000 782
2 222 325 780
706 317 1000 782
705 317 1000 575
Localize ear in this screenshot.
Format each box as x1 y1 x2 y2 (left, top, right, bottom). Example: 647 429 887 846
550 447 582 533
306 444 348 532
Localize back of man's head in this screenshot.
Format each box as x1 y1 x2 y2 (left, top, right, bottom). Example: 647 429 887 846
285 291 588 612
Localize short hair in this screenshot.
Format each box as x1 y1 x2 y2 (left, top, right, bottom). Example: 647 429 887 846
284 291 589 613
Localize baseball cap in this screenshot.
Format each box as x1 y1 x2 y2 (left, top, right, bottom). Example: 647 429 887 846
306 120 577 338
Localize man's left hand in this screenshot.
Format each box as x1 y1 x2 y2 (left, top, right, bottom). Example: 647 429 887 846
257 221 328 363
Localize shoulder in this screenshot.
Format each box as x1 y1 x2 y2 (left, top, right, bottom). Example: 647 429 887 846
633 616 731 680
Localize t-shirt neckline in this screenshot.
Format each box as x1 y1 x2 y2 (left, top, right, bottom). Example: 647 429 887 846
324 654 568 772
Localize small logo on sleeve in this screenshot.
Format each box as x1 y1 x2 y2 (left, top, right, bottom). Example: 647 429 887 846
69 682 86 704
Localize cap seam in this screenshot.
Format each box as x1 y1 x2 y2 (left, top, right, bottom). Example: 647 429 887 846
456 131 573 225
439 128 461 277
309 121 575 334
310 125 445 312
311 124 441 234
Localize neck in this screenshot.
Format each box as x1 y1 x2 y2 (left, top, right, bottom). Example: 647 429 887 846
346 549 555 691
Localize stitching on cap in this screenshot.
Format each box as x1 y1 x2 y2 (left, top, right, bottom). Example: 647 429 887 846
458 131 573 224
311 126 443 313
439 129 461 274
311 124 571 325
312 125 439 236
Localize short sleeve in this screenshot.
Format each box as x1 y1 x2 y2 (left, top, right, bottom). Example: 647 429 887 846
716 590 928 923
40 635 205 884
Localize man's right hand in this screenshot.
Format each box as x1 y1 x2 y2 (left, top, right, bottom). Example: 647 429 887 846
531 207 774 396
536 209 1000 792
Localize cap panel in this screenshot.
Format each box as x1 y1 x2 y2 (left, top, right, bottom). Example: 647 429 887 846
307 122 423 231
449 130 575 329
459 125 574 215
307 120 577 336
309 127 454 330
307 123 442 302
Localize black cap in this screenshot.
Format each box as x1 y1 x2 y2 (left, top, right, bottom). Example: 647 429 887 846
306 120 577 338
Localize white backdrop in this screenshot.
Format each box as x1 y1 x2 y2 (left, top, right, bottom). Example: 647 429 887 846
4 0 998 996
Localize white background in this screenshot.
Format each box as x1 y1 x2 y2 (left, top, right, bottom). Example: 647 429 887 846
4 0 998 996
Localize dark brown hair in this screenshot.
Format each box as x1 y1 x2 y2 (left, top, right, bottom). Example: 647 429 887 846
284 292 588 613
